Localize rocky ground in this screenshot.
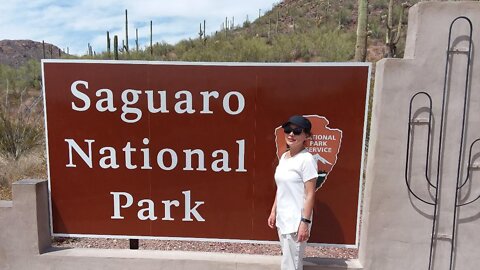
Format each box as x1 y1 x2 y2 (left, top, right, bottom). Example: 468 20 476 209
52 237 358 259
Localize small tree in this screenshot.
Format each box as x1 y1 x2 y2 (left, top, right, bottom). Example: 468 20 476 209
0 93 44 161
385 0 409 58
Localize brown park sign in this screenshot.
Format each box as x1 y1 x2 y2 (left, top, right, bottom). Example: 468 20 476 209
42 60 370 246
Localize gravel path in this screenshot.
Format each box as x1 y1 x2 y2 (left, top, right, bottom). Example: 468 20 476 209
52 237 358 259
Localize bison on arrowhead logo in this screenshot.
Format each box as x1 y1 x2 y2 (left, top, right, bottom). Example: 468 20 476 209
274 115 343 191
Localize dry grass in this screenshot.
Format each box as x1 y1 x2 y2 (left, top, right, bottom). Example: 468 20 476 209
0 185 10 200
0 86 46 201
0 147 47 200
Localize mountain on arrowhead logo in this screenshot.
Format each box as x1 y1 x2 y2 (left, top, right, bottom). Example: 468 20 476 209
274 115 343 190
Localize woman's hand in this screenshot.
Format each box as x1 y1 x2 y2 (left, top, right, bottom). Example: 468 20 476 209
267 211 276 229
297 221 310 242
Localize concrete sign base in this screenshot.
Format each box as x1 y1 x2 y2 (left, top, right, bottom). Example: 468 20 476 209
0 180 361 270
360 2 480 270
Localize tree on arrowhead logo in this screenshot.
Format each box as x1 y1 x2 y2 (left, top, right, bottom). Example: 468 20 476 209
274 115 343 191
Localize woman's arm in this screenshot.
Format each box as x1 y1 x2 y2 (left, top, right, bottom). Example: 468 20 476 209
297 178 316 242
267 195 277 229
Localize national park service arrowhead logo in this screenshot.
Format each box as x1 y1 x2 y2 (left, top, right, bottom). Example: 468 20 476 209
274 115 343 190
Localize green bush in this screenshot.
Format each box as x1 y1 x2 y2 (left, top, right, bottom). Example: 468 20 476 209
150 22 356 63
371 0 389 10
0 60 41 91
0 93 44 161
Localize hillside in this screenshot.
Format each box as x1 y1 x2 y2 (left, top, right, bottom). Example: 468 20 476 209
0 0 422 66
98 0 421 63
221 0 421 62
0 40 63 68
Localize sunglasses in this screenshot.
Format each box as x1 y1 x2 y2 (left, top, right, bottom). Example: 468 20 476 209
283 126 304 135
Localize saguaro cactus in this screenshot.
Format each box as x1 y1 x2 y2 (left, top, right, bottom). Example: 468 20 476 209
354 0 368 62
198 20 207 45
136 28 139 51
225 17 228 38
203 20 207 45
276 11 280 33
204 20 206 43
42 41 46 59
114 35 119 60
199 23 203 40
150 20 153 56
87 43 93 57
125 9 129 52
107 31 111 58
268 18 272 39
385 0 409 58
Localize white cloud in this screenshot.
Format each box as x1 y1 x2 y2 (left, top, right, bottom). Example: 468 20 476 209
0 0 279 55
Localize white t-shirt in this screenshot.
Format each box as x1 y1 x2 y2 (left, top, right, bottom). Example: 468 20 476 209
274 149 318 235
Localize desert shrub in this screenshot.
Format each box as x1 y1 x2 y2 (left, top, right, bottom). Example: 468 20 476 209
0 149 47 200
233 37 273 62
151 42 175 59
337 9 353 27
0 66 16 90
0 93 44 161
168 22 355 63
369 17 384 39
372 0 389 10
16 60 42 89
317 29 356 61
0 60 41 91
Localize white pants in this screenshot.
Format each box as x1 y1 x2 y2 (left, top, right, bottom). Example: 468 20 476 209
278 232 306 270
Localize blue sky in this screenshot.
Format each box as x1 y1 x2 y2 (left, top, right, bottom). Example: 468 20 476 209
0 0 279 55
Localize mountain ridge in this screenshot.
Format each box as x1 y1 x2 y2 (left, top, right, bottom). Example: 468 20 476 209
0 39 63 68
0 0 419 66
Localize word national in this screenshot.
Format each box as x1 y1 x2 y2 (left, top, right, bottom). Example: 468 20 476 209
65 138 247 172
70 80 246 123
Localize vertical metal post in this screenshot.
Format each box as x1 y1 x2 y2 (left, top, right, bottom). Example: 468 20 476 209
129 239 139 250
447 16 473 270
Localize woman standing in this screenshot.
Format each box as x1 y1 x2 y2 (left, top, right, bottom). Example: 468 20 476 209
268 115 318 270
